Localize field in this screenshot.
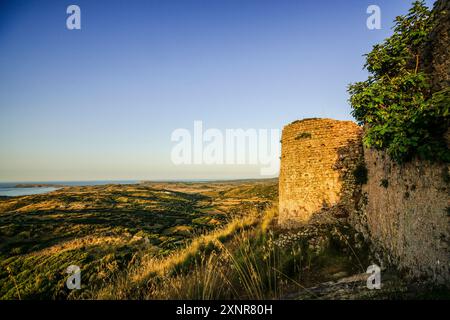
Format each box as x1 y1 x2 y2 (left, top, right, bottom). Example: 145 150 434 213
0 180 276 299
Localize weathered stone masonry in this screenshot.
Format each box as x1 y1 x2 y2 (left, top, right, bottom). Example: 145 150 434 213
361 149 450 284
278 118 363 228
279 118 450 284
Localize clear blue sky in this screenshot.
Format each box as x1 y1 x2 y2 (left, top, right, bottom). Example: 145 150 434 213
0 0 436 181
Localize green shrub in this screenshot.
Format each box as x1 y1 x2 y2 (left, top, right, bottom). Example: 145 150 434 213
348 1 450 163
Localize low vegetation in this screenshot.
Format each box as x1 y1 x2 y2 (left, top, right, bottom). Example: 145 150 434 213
92 205 372 300
0 180 275 299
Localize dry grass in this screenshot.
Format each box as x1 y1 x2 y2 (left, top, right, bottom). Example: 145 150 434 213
92 207 269 299
90 203 373 300
1 181 278 299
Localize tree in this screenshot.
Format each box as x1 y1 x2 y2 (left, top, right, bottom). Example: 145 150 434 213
348 0 450 163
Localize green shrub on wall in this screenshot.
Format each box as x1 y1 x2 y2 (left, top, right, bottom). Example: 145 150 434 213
348 0 450 163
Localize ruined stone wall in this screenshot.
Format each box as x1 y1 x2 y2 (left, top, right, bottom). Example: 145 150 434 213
278 0 450 283
278 118 363 228
360 149 450 284
279 119 450 282
355 0 450 283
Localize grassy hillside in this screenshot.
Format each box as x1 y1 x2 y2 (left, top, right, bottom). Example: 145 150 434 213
0 180 276 299
92 204 373 300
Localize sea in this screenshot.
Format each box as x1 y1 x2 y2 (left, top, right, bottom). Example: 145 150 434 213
0 180 139 197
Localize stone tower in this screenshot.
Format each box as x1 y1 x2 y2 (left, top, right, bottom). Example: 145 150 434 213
278 118 363 228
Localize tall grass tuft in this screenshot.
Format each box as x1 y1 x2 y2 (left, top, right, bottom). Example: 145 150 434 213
91 204 368 300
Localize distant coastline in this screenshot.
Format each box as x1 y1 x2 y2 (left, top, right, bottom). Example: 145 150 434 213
0 178 277 188
14 183 66 188
0 180 139 189
0 178 278 197
0 180 139 197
